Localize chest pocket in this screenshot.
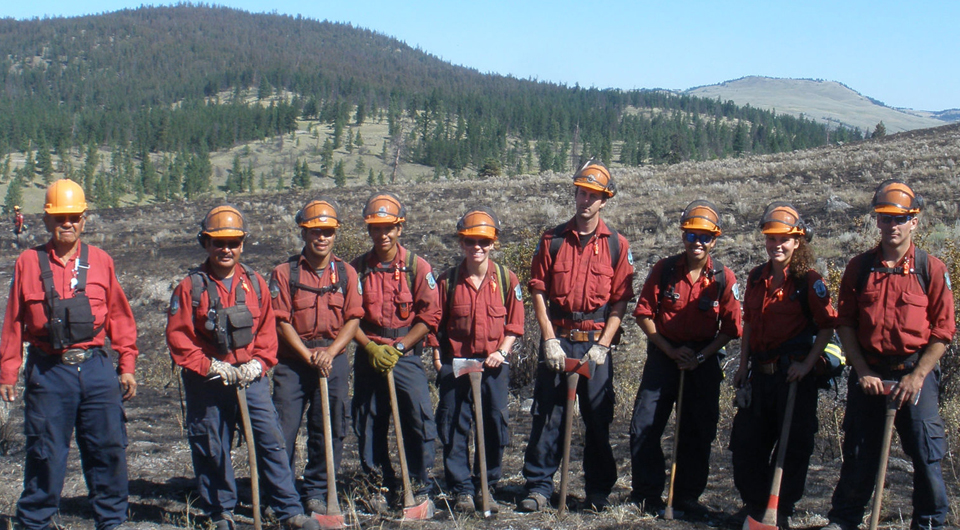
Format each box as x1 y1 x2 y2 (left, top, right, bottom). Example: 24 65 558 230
897 291 929 336
857 290 882 329
395 289 414 320
449 302 474 340
327 292 345 309
293 292 318 311
587 261 615 306
485 303 507 340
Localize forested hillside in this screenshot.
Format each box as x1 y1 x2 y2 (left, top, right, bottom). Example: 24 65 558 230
0 4 862 209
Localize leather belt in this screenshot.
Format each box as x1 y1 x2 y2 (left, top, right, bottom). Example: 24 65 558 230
757 362 778 375
555 327 600 343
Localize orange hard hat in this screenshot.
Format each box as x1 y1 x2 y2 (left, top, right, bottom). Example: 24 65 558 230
200 205 247 240
297 198 341 228
457 207 500 240
680 200 722 236
573 159 616 197
363 192 406 225
44 179 87 215
13 205 20 211
871 179 922 214
759 201 809 239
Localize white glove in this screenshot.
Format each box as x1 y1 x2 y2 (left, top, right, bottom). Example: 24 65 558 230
238 359 263 386
208 359 240 385
543 338 567 372
584 344 610 366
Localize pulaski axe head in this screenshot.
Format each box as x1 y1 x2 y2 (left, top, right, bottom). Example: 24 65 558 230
564 358 593 379
402 498 436 521
312 512 345 529
452 358 485 378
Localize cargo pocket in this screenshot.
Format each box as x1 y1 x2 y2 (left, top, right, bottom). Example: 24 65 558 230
419 394 438 442
187 419 220 459
920 417 946 463
496 405 511 448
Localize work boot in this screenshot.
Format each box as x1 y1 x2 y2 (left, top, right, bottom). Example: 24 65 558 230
364 492 391 515
455 494 476 513
284 513 321 530
211 511 236 530
476 488 500 514
305 498 327 515
582 493 610 512
517 492 549 512
636 496 665 517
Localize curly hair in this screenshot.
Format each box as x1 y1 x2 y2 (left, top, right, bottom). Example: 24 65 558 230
788 237 816 281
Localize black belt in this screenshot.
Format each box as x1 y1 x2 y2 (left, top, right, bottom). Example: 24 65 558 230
360 321 411 339
303 338 334 348
863 351 918 372
549 302 609 324
29 345 100 365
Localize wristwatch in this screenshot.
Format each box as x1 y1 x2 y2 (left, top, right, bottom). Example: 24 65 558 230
395 342 406 354
696 352 706 364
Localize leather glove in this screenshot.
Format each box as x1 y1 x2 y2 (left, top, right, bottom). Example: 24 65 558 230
208 358 240 385
584 344 610 366
365 341 400 373
543 338 567 372
238 359 263 387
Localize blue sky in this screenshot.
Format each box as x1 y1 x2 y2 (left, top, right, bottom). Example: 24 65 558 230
5 0 958 111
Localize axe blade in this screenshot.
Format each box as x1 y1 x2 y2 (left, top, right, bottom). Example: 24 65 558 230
564 358 593 379
452 358 485 378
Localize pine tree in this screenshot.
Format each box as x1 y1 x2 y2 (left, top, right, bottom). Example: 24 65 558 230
345 130 354 153
3 175 24 214
333 160 346 187
227 154 243 193
301 160 312 189
367 168 375 186
354 131 364 148
320 139 334 177
354 157 365 176
36 140 55 184
377 171 385 185
82 143 99 194
873 121 886 138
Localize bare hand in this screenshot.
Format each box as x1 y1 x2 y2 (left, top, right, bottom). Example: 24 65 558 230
119 373 138 400
312 348 334 376
786 361 812 383
891 371 924 408
485 350 505 369
0 384 18 402
732 363 749 388
857 369 885 395
672 345 696 368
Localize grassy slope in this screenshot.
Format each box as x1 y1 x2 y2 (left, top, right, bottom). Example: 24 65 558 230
686 76 946 133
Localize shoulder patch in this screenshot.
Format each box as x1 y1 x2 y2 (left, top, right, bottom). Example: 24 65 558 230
426 271 437 290
357 277 364 295
627 249 634 266
268 277 280 299
945 272 952 291
813 279 828 299
168 293 180 316
732 282 741 301
515 284 523 301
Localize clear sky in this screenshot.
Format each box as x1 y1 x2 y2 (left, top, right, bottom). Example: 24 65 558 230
4 0 958 111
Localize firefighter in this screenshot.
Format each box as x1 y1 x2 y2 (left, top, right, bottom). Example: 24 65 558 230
517 159 635 512
269 198 363 516
630 200 742 516
351 192 442 513
730 202 837 528
823 181 954 530
0 179 139 530
166 205 320 530
432 207 524 513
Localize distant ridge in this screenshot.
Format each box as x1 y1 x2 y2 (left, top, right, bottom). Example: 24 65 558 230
686 76 949 133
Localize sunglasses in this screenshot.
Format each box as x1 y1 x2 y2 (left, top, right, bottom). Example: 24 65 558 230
53 214 83 224
462 237 494 248
683 232 715 245
308 228 337 238
878 214 914 225
211 239 243 249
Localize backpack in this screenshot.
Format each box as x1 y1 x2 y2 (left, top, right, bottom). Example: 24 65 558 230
355 248 419 293
287 255 347 299
444 261 511 311
547 222 621 266
748 265 844 389
855 247 931 295
657 253 728 317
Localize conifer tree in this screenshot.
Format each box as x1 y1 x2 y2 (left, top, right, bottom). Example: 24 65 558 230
3 175 24 214
333 160 346 187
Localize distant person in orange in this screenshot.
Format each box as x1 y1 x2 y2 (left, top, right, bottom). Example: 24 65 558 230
1 180 139 530
13 205 25 247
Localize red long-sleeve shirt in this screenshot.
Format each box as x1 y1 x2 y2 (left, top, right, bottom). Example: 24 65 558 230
433 261 525 357
166 262 277 376
529 218 635 331
1 242 138 385
837 244 955 356
743 263 837 353
634 254 742 343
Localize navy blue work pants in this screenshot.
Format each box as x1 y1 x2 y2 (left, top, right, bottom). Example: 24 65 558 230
16 349 128 530
352 352 437 493
630 344 722 503
272 352 349 502
522 338 616 498
729 364 819 514
828 367 947 530
183 370 302 521
435 359 510 496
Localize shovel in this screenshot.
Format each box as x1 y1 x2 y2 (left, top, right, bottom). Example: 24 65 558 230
386 369 435 520
312 376 345 529
236 386 263 530
743 380 797 530
557 357 593 515
662 370 686 520
867 381 903 530
452 358 493 517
